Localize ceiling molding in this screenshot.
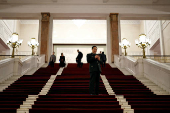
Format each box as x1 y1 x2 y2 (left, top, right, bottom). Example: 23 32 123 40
152 0 159 3
0 0 170 5
20 20 39 24
103 0 109 3
19 20 141 25
52 0 57 2
120 20 141 24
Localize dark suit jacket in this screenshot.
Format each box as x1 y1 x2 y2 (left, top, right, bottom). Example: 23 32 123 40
87 53 103 73
76 52 83 59
60 56 65 62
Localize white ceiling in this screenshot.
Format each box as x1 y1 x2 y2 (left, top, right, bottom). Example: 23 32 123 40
0 0 170 20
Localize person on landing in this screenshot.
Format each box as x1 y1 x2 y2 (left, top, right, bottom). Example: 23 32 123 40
87 46 103 95
76 49 83 68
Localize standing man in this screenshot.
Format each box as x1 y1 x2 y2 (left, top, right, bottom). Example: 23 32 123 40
101 52 107 67
49 52 56 67
87 46 103 95
76 49 83 67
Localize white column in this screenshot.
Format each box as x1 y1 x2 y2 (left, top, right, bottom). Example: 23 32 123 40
13 20 17 33
159 20 165 55
118 15 122 56
48 15 53 60
106 15 111 63
144 20 150 55
37 16 42 56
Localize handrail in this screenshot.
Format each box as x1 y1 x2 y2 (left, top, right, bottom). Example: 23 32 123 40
128 55 170 63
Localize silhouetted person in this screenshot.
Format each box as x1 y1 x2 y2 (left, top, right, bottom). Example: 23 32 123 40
49 52 56 67
100 51 102 55
76 50 83 67
101 52 107 67
87 46 103 95
59 53 66 67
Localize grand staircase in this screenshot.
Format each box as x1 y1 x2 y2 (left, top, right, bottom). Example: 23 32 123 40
0 63 170 113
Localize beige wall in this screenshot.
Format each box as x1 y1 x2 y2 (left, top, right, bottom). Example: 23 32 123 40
16 20 21 36
163 23 170 55
140 20 145 34
121 24 142 55
18 24 39 54
53 20 106 44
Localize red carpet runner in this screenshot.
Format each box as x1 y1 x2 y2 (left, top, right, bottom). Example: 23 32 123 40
102 64 170 113
1 63 169 113
29 63 123 113
0 64 60 113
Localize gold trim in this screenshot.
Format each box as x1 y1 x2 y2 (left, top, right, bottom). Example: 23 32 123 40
12 32 18 35
139 34 146 36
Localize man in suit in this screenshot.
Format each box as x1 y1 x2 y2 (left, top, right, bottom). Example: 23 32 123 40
76 49 83 67
87 46 103 95
49 52 56 67
101 52 107 67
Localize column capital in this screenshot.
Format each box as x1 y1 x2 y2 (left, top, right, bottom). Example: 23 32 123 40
110 13 119 21
41 12 50 21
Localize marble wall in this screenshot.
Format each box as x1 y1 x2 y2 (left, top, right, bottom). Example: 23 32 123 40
114 55 170 93
162 20 170 55
0 55 45 83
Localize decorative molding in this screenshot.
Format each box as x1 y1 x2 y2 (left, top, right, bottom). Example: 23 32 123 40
103 0 109 3
146 20 160 49
20 20 39 24
120 20 141 24
162 20 170 30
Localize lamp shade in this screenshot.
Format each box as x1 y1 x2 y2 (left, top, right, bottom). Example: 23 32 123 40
139 34 146 43
120 38 131 47
135 39 139 45
11 33 19 42
31 38 36 45
28 38 39 47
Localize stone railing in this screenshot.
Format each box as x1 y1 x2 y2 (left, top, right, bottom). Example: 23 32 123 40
114 55 170 93
143 59 170 94
0 55 45 83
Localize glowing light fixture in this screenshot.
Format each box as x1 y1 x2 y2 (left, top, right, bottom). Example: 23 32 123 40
7 32 23 58
72 20 86 28
135 34 151 58
28 38 39 55
119 38 131 56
